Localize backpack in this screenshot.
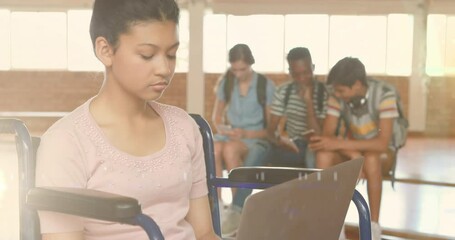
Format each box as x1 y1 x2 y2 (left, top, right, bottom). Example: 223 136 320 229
338 79 409 151
394 99 409 149
223 70 268 126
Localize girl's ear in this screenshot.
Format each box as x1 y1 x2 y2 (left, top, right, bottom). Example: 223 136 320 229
94 36 114 67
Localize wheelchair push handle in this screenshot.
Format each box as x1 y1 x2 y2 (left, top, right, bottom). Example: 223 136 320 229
0 118 29 134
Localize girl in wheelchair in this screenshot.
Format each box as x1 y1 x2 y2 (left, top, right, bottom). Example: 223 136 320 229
36 0 219 239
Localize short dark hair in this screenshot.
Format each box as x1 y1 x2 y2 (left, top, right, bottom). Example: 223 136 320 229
89 0 180 50
228 44 255 65
327 57 367 87
286 47 312 64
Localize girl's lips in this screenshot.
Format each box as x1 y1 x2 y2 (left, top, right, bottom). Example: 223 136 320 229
151 81 168 86
149 82 168 91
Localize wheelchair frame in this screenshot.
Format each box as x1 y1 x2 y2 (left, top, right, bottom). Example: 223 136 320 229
1 115 371 240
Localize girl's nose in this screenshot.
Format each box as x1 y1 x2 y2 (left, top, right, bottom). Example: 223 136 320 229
156 55 171 77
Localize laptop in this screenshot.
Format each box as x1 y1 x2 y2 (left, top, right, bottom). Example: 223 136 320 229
234 157 364 240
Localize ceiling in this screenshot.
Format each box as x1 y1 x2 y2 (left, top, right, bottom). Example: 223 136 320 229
0 0 454 14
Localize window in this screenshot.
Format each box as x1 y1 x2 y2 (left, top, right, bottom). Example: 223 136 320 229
447 16 455 75
329 15 387 74
1 9 190 72
0 9 10 70
427 14 455 76
0 10 417 75
0 10 10 70
204 14 285 73
11 12 67 70
227 14 285 73
67 10 103 72
285 14 329 74
203 13 227 73
203 12 413 76
386 14 413 76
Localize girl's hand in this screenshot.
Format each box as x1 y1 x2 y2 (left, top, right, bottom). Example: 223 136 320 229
226 128 245 140
278 136 299 153
298 85 313 103
216 124 232 135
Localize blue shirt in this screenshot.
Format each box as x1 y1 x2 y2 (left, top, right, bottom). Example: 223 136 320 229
216 72 275 131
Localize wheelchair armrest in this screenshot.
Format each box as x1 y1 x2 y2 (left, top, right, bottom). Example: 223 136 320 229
27 187 142 223
228 166 321 185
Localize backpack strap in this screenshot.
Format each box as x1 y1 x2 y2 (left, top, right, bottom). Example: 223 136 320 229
278 83 294 133
316 81 325 115
223 69 235 104
370 80 382 121
395 90 408 122
335 102 350 137
256 74 267 108
283 83 293 110
256 73 267 127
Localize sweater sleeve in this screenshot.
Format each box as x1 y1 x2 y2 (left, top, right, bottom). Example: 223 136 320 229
35 128 88 233
189 119 208 199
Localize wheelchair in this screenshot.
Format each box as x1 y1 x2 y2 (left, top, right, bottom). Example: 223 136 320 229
1 115 372 240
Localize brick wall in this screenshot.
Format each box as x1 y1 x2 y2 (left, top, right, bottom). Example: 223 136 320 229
0 71 187 134
1 71 453 136
426 77 455 137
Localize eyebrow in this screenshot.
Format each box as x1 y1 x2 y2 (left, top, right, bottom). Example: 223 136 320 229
138 42 180 50
231 67 248 71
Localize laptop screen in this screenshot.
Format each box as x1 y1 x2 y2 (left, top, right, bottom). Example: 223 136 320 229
235 158 364 240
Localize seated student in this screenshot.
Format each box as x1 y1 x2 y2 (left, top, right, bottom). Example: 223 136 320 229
211 44 275 236
35 1 219 239
309 57 401 240
267 47 327 168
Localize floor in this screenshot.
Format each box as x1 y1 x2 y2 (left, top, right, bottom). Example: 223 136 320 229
344 181 455 239
348 137 455 240
221 137 455 240
0 136 454 239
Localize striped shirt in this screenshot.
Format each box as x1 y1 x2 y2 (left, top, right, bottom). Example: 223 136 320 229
327 78 399 140
271 80 328 139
